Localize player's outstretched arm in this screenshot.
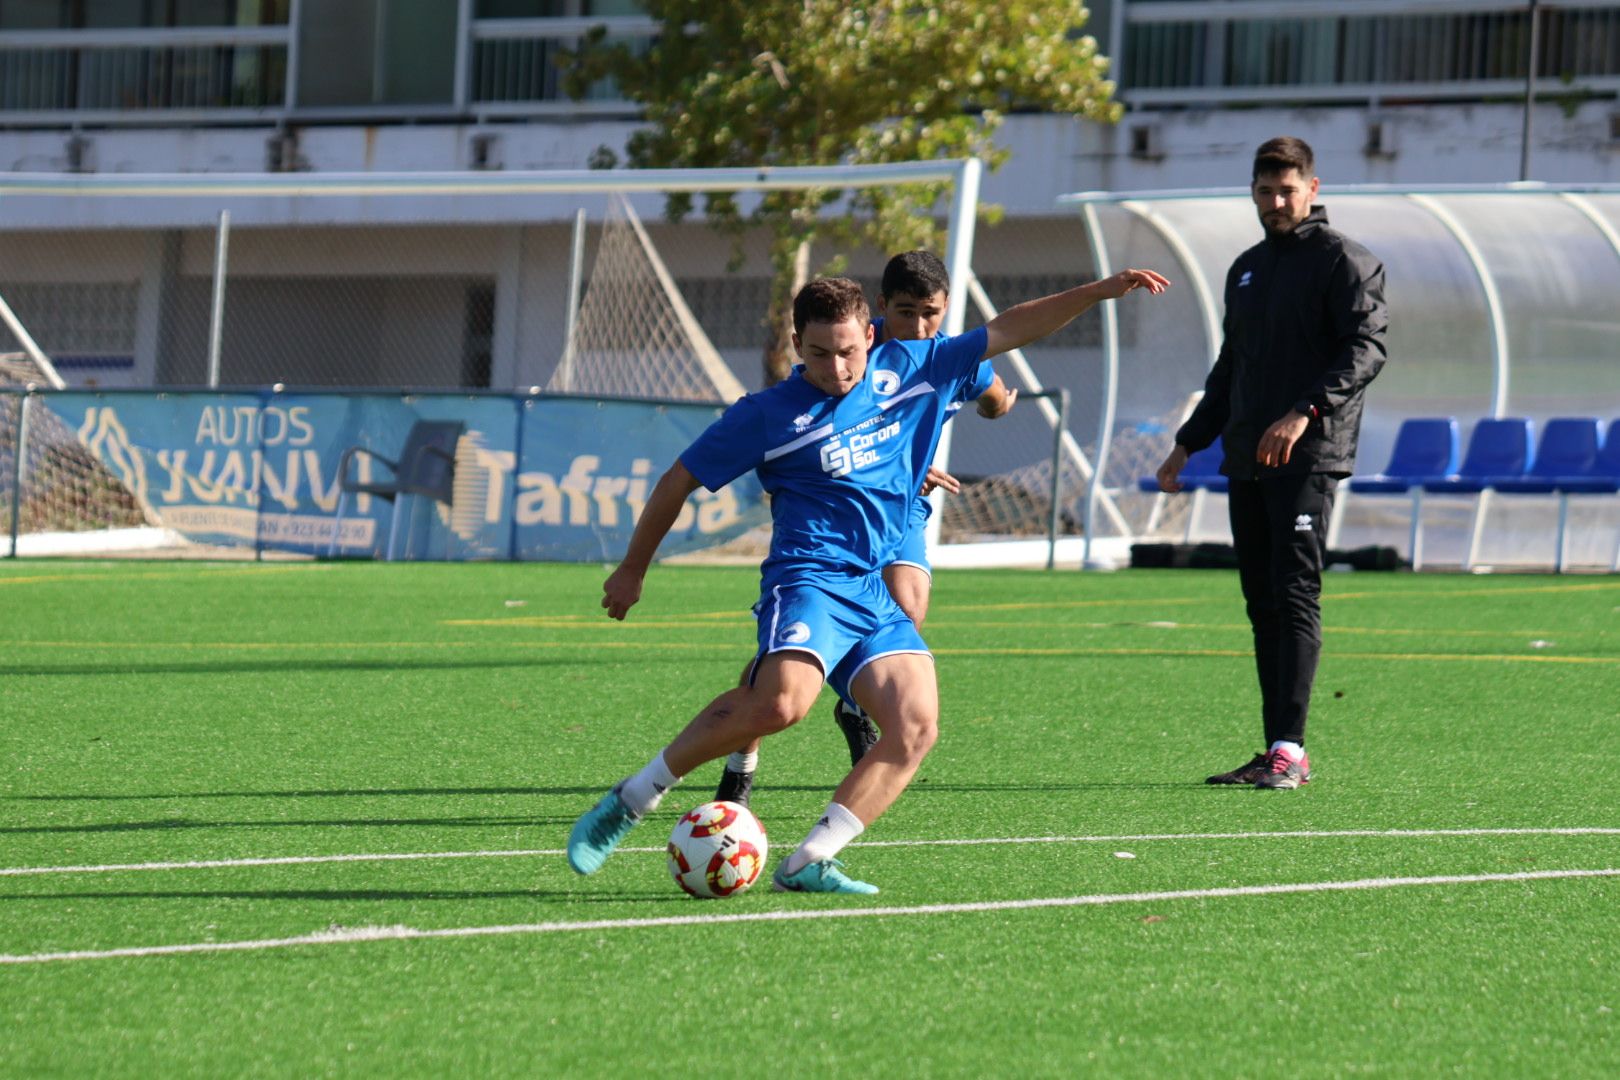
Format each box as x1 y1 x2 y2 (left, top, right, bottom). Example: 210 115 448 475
601 459 702 621
983 269 1170 359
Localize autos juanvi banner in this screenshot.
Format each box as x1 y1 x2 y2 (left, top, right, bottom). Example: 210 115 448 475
32 391 766 561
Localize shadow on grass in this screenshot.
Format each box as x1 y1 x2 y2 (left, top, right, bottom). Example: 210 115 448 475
0 654 668 678
0 889 674 904
0 815 578 836
13 786 610 802
10 780 1192 805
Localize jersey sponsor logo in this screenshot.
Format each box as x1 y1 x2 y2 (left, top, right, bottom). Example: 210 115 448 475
1294 513 1313 532
778 621 812 645
818 419 902 477
872 369 901 396
1239 270 1254 288
792 411 815 432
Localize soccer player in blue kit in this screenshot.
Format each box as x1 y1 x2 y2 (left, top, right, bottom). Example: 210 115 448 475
713 250 1017 805
570 268 1169 894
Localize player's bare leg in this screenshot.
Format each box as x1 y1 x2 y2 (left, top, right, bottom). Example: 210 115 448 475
774 652 938 895
826 564 930 769
569 653 823 875
832 652 939 821
664 653 822 777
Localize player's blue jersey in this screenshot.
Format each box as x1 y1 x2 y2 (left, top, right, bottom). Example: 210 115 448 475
869 317 997 528
681 326 990 584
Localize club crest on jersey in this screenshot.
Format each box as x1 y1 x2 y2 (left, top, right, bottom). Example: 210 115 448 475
872 369 901 396
778 622 811 645
792 412 814 432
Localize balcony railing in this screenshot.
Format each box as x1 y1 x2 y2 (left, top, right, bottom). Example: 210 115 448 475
468 16 655 115
1122 0 1620 106
0 26 290 123
0 17 658 125
1 5 1618 125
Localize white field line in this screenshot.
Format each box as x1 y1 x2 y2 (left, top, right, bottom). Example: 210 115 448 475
2 827 1618 878
2 867 1616 966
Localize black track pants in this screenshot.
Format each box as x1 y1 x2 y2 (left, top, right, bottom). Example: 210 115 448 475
1226 473 1337 748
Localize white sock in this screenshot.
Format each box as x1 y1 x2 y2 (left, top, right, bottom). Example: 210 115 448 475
1269 740 1305 759
784 801 865 875
725 750 758 774
620 750 681 818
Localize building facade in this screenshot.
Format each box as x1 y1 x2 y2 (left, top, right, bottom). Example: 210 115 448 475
2 0 1619 393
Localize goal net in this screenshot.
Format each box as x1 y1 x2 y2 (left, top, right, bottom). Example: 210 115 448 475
1 290 162 556
550 194 745 403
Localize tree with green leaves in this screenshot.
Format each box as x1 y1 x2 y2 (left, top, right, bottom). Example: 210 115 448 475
568 1 1120 385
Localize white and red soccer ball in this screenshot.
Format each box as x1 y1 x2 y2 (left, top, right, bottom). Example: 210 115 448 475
667 800 768 899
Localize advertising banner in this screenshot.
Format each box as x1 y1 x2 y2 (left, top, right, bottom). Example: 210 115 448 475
515 397 767 561
22 390 766 563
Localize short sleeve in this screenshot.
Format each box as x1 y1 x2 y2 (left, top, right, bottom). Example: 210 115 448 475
927 326 990 390
679 397 765 492
959 358 996 404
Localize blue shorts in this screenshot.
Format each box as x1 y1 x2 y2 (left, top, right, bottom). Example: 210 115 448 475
889 497 932 576
751 575 929 707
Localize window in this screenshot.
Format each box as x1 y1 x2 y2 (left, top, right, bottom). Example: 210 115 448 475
296 0 458 107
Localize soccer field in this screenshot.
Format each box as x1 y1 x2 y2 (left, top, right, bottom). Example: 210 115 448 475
2 561 1616 1077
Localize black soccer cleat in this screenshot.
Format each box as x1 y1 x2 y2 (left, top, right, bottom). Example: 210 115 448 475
714 767 754 807
1205 753 1269 785
832 700 880 766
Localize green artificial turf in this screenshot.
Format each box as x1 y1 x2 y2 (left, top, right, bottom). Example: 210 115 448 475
1 560 1616 1077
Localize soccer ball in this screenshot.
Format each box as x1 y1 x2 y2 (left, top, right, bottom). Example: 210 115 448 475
667 800 768 899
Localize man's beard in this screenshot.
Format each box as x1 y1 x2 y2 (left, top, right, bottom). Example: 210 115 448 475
1261 212 1300 237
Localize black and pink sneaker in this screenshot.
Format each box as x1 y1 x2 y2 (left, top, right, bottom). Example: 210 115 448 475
1254 747 1312 790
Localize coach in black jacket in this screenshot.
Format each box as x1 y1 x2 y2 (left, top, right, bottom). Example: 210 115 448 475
1155 136 1387 791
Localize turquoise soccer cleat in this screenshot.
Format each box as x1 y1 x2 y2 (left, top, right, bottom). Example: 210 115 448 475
567 785 641 875
771 857 879 895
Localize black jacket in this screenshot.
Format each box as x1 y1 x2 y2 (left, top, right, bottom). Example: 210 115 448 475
1176 205 1388 479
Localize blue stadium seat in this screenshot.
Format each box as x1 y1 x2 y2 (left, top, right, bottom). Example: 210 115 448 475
1491 418 1600 572
1422 417 1534 495
1346 417 1459 570
1601 421 1620 572
1421 417 1534 570
1492 418 1601 495
1348 417 1459 494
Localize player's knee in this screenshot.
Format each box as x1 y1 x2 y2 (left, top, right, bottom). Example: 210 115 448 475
745 692 803 736
887 712 938 762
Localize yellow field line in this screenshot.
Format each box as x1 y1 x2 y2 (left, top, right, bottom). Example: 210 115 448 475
934 645 1617 665
934 596 1214 612
444 614 747 628
0 565 328 587
933 580 1620 613
918 620 1594 639
1326 580 1620 601
0 639 735 652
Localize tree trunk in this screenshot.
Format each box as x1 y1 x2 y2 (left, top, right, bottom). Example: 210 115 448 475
762 238 812 387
